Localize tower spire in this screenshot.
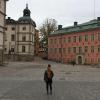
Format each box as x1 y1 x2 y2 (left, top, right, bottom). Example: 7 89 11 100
26 3 28 9
23 3 30 17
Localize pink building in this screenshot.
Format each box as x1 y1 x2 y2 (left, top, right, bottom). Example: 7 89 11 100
48 18 100 65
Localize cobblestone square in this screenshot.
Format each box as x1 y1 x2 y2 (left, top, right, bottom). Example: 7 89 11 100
0 59 100 100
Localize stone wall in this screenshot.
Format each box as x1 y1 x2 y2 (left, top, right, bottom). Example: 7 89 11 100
0 50 3 65
4 54 34 62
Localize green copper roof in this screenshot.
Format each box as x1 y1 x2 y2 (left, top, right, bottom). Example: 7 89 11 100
18 16 36 27
18 16 31 21
50 19 100 36
18 4 36 27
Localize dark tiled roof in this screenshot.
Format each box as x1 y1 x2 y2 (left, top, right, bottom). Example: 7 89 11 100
6 16 36 27
6 18 17 24
50 19 100 36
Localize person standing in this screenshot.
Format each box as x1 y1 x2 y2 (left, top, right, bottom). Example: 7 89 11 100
44 64 54 95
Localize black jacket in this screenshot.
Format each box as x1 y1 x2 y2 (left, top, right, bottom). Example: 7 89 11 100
44 70 54 83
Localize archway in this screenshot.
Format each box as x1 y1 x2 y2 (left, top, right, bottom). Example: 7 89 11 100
78 56 82 64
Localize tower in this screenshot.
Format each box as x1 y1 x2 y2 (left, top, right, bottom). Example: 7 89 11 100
23 4 31 17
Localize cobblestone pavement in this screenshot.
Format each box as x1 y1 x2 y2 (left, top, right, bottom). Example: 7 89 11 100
0 80 100 100
0 59 100 100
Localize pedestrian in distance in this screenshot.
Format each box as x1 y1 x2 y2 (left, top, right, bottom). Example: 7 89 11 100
71 60 76 66
44 64 54 95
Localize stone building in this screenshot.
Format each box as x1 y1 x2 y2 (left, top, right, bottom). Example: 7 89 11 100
48 18 100 65
4 4 37 61
0 0 9 64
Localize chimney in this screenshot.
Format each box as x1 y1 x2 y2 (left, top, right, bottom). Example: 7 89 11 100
97 17 100 21
8 17 11 20
58 25 62 30
97 17 100 26
74 22 78 27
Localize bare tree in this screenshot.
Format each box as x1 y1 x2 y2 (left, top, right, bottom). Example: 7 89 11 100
39 18 57 53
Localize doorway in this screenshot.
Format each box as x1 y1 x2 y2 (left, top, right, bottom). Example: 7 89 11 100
78 56 82 64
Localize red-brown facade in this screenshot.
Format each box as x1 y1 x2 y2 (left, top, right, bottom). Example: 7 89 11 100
48 19 100 65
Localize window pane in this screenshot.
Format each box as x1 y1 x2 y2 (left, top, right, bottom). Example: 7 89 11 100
91 34 94 41
79 47 82 53
91 46 94 52
98 45 100 52
79 35 82 42
63 38 66 43
12 27 15 31
73 47 76 53
11 34 15 41
98 33 100 41
59 48 61 53
23 27 26 30
63 48 66 53
22 46 25 52
68 37 71 43
59 38 61 44
73 36 76 42
85 46 88 52
68 47 71 53
85 35 88 41
55 39 56 44
11 48 14 52
22 36 26 41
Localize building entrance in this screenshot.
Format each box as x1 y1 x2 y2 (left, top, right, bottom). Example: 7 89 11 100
78 56 82 64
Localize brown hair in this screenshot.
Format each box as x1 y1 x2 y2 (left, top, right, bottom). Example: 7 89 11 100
48 64 51 67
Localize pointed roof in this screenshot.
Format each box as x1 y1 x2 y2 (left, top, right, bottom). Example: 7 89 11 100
18 4 36 27
23 4 31 17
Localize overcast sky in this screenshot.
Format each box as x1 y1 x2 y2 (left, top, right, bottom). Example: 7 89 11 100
6 0 100 28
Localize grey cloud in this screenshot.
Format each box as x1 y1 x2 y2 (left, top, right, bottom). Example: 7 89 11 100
7 0 100 27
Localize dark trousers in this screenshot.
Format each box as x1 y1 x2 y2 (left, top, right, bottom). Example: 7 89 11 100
46 82 52 93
